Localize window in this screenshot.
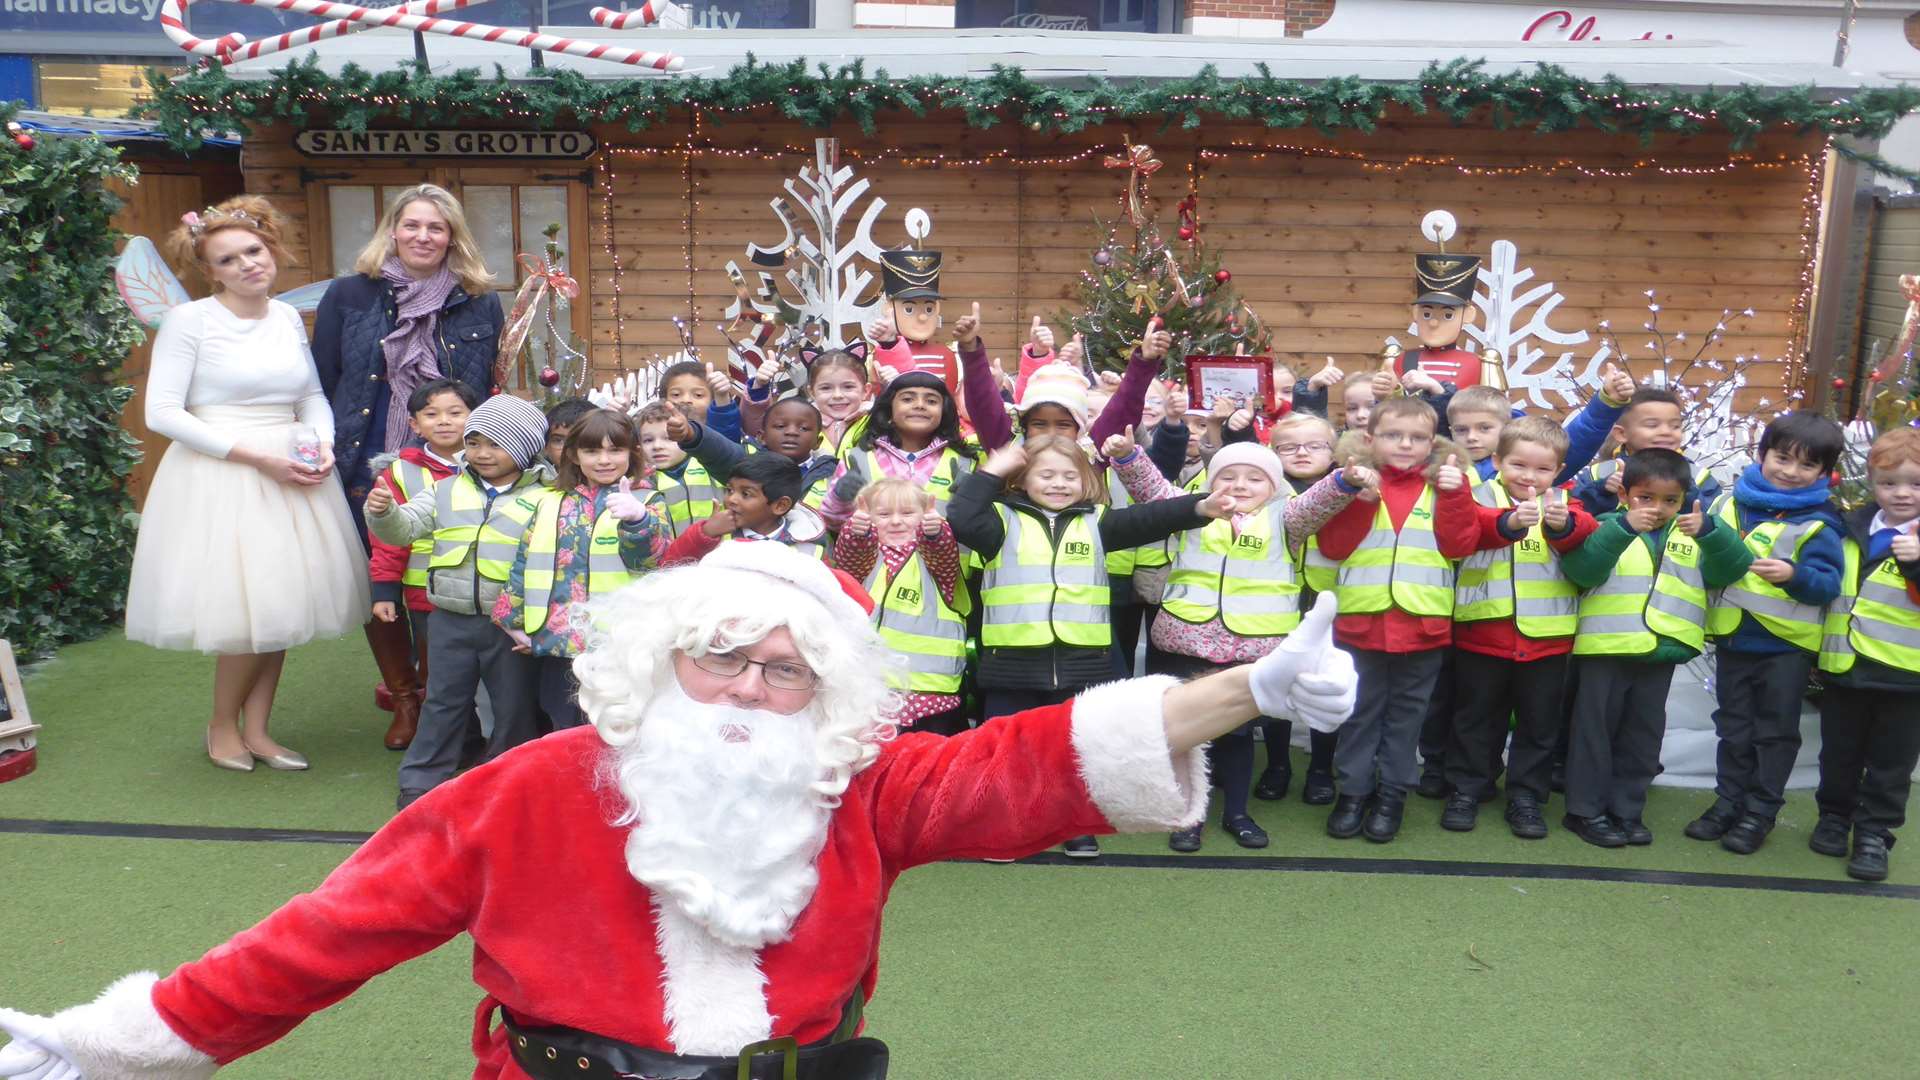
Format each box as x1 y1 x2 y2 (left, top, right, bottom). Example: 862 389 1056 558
34 59 187 118
955 0 1173 32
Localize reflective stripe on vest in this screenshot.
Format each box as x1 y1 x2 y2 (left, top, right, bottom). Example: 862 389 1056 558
1300 534 1337 594
654 458 720 530
519 489 635 634
429 472 536 582
1162 499 1300 637
1333 486 1454 617
1704 494 1825 651
1573 527 1708 655
1818 538 1920 675
1104 469 1139 576
1454 481 1578 638
867 550 969 694
842 446 974 508
1136 469 1208 572
385 458 435 587
980 505 1111 648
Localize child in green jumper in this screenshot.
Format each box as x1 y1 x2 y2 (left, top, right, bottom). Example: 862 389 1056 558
1558 449 1753 848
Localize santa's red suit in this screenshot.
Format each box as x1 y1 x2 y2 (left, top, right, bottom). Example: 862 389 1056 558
142 680 1202 1077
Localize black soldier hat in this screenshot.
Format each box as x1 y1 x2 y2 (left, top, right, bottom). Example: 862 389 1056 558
881 249 943 301
1414 252 1479 308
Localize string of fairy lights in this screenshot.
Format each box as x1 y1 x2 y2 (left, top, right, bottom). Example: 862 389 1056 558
594 132 1828 381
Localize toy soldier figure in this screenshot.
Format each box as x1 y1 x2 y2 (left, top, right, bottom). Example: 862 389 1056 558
1382 248 1506 394
868 249 959 393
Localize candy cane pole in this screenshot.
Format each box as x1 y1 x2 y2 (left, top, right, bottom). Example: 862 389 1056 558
163 0 683 69
589 2 684 28
224 0 484 62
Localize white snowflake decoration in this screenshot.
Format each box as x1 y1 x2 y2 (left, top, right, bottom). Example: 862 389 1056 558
1461 240 1610 409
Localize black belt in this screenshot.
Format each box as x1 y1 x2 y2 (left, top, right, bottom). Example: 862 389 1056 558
502 998 886 1080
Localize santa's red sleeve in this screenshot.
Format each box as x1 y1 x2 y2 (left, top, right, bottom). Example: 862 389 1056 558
861 675 1207 871
663 519 726 565
145 802 481 1064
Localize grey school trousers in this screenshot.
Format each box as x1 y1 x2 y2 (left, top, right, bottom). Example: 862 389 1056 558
399 609 538 794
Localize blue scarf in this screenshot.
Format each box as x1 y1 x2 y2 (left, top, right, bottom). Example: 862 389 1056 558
1732 463 1832 514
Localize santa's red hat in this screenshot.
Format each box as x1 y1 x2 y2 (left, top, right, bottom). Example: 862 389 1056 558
698 540 875 622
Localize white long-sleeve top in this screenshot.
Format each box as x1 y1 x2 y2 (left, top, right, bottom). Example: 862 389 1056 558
144 296 333 459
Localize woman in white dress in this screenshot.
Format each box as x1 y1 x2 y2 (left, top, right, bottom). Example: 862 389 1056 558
124 196 370 771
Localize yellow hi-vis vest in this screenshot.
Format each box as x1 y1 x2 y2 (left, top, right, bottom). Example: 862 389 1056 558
1300 534 1337 594
1704 494 1826 651
428 471 538 582
1584 457 1716 497
1334 486 1454 617
383 457 435 587
1818 538 1920 675
651 457 720 536
1134 469 1206 572
1573 526 1707 655
1454 481 1578 638
1104 468 1140 576
517 489 638 634
867 550 971 694
838 445 974 509
980 505 1111 648
1162 498 1300 637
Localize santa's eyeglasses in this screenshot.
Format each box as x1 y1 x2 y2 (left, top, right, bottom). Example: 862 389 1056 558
689 650 820 691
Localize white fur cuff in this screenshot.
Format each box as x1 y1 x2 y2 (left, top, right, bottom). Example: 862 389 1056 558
1070 675 1210 832
57 972 217 1080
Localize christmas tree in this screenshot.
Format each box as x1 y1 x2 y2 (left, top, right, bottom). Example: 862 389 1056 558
1059 144 1270 377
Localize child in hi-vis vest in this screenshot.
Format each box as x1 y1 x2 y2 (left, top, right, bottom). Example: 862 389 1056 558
1104 428 1369 852
1559 449 1752 849
948 434 1233 858
493 408 668 732
834 478 970 736
1812 426 1920 882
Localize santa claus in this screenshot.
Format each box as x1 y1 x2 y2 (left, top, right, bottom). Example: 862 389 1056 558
0 542 1356 1080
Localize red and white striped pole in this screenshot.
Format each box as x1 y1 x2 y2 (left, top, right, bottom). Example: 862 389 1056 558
223 0 483 63
589 2 684 29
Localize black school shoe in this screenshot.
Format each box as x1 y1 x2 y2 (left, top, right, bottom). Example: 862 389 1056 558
1720 814 1773 856
1222 815 1270 849
1327 794 1368 839
1416 770 1448 800
1302 771 1337 805
1254 766 1293 802
1562 813 1629 848
1363 790 1408 843
1809 814 1852 858
1063 835 1101 858
1440 792 1479 832
1848 833 1890 882
1168 825 1203 853
1684 804 1740 841
1620 818 1654 846
1505 793 1548 839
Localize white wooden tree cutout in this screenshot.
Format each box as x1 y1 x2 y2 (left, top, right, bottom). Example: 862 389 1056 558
723 138 906 366
1463 240 1610 409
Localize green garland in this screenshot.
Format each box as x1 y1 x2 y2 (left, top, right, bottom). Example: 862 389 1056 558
0 103 147 659
136 56 1920 152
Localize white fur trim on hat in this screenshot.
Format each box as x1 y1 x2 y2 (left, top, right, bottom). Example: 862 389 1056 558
1069 675 1210 831
699 540 870 625
1019 362 1091 432
463 394 549 469
1207 442 1285 494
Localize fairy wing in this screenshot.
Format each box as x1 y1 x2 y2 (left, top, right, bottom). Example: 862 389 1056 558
115 237 190 330
275 279 333 313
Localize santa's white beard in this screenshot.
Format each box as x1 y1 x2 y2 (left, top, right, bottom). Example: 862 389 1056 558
615 682 835 950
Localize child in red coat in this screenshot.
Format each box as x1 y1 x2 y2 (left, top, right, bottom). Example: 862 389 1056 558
365 377 478 750
1314 396 1480 841
1444 417 1597 838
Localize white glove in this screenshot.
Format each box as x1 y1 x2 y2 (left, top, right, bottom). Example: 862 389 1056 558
0 1009 78 1080
1249 594 1357 734
606 477 651 522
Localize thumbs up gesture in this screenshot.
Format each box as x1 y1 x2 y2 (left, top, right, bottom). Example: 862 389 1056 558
1436 453 1466 492
704 361 737 406
1601 361 1636 405
607 476 651 522
363 481 395 517
1308 356 1346 391
1060 332 1087 371
954 302 982 349
1101 423 1138 462
1508 493 1542 530
1342 458 1381 502
1891 524 1920 563
1541 488 1570 531
1141 317 1171 360
1676 497 1707 538
1249 594 1356 733
1029 315 1053 355
867 311 897 345
663 403 693 444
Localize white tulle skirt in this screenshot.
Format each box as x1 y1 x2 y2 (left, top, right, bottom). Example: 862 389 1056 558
125 405 370 655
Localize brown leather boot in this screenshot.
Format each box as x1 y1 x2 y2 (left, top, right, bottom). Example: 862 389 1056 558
364 617 421 750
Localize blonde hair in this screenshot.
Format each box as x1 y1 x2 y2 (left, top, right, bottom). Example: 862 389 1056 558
1448 385 1511 424
164 195 289 294
353 184 494 295
1338 371 1375 396
1869 426 1920 473
855 477 932 516
1007 435 1105 505
1270 412 1335 447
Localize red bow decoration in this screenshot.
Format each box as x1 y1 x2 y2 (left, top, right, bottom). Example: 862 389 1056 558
1103 142 1162 226
517 252 580 300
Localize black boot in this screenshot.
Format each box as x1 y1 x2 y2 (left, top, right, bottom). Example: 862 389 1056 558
1848 832 1890 882
1363 790 1407 843
1327 794 1367 839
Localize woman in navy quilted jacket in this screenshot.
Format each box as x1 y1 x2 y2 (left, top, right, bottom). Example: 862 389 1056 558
311 183 503 748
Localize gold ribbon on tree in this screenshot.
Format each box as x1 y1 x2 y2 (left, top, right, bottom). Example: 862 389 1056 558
1103 142 1162 226
494 252 580 392
1126 281 1160 315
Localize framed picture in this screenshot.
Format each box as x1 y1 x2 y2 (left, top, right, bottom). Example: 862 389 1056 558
1185 355 1274 414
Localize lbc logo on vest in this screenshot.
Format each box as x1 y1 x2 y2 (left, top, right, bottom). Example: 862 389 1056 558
1233 534 1266 553
892 586 921 606
1064 540 1093 558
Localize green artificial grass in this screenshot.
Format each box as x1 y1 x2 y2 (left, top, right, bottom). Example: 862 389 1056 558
5 630 1920 1077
